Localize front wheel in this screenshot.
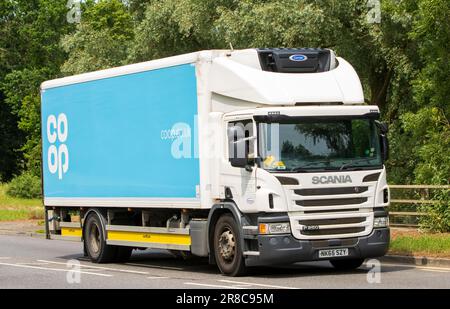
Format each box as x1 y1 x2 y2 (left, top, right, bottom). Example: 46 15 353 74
330 258 365 270
213 214 247 276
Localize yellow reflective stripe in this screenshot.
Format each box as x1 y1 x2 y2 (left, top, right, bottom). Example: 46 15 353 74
61 227 82 237
107 231 191 246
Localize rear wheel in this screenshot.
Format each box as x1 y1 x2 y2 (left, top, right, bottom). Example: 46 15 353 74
330 258 365 270
84 212 117 263
115 247 133 263
170 250 197 260
213 214 247 276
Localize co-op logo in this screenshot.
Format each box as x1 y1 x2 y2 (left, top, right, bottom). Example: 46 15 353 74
47 114 69 179
289 54 308 62
160 117 199 159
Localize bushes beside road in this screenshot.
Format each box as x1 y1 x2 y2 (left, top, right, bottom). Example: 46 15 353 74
6 172 41 199
0 184 42 221
389 229 450 258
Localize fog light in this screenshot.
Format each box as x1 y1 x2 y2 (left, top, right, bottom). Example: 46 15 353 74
259 222 291 234
374 216 389 228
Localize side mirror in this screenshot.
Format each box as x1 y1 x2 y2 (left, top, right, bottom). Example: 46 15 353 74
375 121 389 134
230 157 254 172
380 134 389 162
229 138 255 172
375 121 389 161
230 157 247 168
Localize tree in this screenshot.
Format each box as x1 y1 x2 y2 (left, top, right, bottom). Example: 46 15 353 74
0 0 74 178
0 92 23 181
61 0 134 75
129 0 236 61
386 0 450 185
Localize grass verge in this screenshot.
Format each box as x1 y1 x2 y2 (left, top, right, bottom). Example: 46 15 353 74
389 229 450 258
0 184 43 221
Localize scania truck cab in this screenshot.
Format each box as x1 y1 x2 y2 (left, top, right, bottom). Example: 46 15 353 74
41 48 390 277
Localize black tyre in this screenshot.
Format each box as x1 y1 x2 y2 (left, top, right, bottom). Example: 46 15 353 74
330 258 365 270
84 212 117 263
115 247 133 263
170 250 197 260
213 214 247 276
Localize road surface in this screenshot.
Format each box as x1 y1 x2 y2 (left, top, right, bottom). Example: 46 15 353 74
1 234 449 289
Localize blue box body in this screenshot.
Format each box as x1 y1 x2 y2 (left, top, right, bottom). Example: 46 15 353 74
41 64 200 200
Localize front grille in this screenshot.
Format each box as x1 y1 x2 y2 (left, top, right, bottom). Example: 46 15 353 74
295 197 367 207
303 208 359 214
301 227 365 236
294 186 368 196
286 179 376 240
299 217 365 226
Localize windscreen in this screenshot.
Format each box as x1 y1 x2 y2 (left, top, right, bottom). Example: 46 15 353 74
258 118 382 172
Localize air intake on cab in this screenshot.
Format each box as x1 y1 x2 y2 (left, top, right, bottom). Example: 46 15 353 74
257 48 336 73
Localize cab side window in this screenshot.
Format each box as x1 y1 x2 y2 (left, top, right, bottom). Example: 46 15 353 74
227 120 254 163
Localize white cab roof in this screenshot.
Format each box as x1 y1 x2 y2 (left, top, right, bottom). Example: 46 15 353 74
210 49 364 105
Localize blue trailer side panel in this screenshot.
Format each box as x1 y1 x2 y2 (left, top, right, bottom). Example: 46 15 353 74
41 64 199 199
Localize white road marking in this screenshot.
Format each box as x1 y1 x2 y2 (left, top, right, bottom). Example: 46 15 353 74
219 279 298 289
184 282 246 289
38 259 150 275
147 276 169 279
125 262 183 271
0 262 112 277
420 269 450 273
380 262 450 272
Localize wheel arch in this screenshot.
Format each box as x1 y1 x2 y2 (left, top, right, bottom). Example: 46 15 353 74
82 208 108 254
82 208 107 234
206 201 247 265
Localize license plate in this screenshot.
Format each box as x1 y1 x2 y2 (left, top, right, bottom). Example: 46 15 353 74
318 248 349 258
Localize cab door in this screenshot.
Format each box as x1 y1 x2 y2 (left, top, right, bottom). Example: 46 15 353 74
219 118 257 212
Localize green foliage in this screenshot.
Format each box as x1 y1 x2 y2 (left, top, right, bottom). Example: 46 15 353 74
401 107 450 184
216 0 335 48
419 190 450 233
6 172 42 199
0 93 23 181
129 0 232 61
1 68 50 177
390 232 450 257
61 0 134 74
411 0 450 117
403 106 450 232
0 0 74 179
0 183 42 221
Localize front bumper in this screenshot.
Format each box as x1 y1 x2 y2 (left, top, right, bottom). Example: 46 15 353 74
245 228 390 266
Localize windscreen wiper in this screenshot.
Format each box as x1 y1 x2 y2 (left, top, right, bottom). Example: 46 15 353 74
292 159 332 172
339 158 374 170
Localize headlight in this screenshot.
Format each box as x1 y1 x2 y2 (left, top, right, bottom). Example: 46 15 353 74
374 216 389 228
259 222 291 234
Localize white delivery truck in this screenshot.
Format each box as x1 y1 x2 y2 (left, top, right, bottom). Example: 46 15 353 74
41 48 390 276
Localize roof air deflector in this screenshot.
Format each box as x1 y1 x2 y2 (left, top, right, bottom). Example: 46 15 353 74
257 48 335 73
